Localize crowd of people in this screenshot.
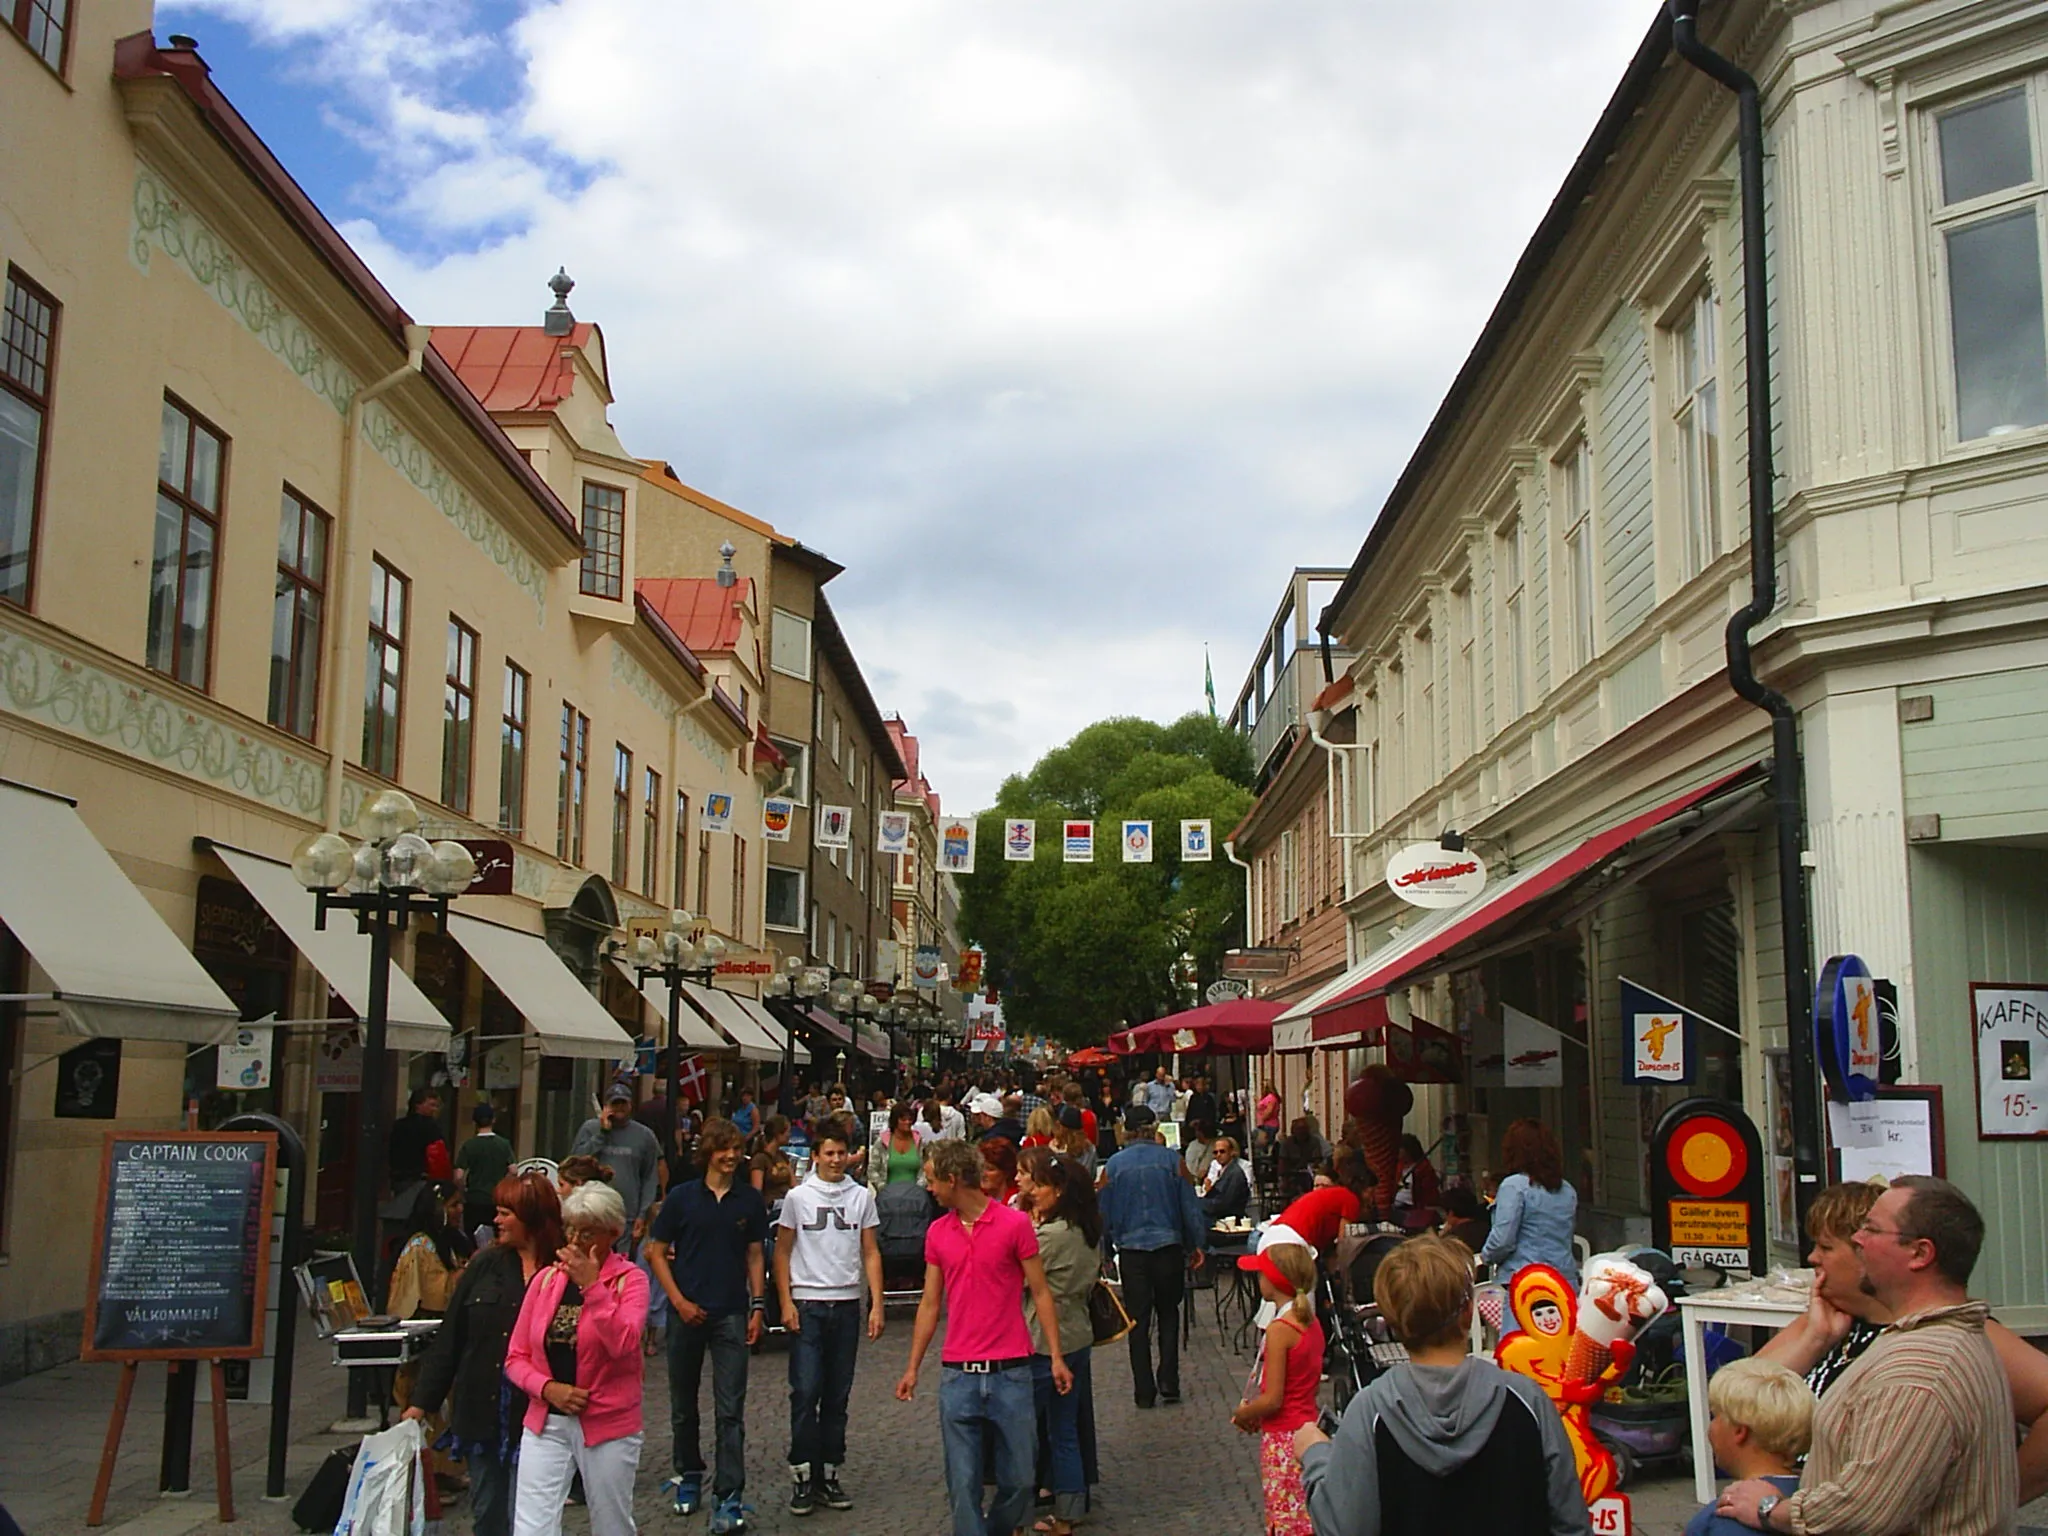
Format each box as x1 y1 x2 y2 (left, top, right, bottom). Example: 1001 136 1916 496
367 1064 2046 1536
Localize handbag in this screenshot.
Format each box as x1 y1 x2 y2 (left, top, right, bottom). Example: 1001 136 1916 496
1088 1278 1134 1346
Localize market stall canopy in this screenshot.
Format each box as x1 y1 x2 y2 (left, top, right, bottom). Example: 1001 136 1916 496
735 994 809 1064
681 981 782 1064
1284 765 1764 1038
606 960 729 1053
446 913 635 1060
212 844 453 1053
1110 998 1284 1056
0 781 239 1043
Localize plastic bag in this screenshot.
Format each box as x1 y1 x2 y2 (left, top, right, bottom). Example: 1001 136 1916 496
333 1419 425 1536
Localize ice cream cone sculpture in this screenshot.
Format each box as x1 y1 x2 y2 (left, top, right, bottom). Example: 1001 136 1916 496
1496 1258 1669 1504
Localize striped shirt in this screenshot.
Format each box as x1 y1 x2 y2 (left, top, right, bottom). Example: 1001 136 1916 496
1786 1300 2016 1536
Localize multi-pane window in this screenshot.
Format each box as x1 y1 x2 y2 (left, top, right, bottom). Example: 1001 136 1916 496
499 663 529 838
1561 438 1596 669
557 704 588 865
642 767 660 895
0 270 56 608
579 482 625 599
673 790 691 911
441 618 478 812
770 609 812 679
766 866 805 931
732 836 747 932
695 829 711 915
151 397 226 689
268 489 328 740
1498 520 1527 721
611 745 632 885
1934 86 2048 441
6 0 68 72
362 557 407 777
1672 291 1721 577
1415 627 1435 787
1454 581 1476 758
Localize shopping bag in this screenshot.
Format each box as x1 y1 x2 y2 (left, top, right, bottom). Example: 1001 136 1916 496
333 1419 425 1536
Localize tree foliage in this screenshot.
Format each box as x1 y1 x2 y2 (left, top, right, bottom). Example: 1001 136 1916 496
957 713 1255 1047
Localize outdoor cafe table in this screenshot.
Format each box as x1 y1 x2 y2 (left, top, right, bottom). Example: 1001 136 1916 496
1677 1280 1808 1502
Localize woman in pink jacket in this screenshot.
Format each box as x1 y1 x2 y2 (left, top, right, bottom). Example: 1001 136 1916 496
505 1180 649 1536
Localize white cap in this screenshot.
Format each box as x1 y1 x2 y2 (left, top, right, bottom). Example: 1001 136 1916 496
968 1093 1005 1118
1256 1221 1314 1258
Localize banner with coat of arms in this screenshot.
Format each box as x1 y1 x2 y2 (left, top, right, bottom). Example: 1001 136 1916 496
938 817 976 874
762 797 794 842
1004 819 1036 861
702 791 735 834
1063 821 1094 862
1122 820 1153 863
876 809 912 856
815 805 852 849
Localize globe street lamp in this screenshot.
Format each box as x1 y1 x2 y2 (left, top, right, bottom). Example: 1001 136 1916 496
291 788 473 1414
605 911 719 1127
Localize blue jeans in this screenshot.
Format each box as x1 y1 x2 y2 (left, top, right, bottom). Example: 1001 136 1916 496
1033 1347 1090 1521
938 1363 1035 1536
469 1446 513 1536
787 1300 861 1475
667 1310 750 1497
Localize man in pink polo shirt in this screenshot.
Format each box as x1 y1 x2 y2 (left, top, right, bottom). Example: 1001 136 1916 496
896 1138 1072 1536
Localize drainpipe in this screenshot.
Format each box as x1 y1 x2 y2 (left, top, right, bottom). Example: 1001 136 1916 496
321 326 432 834
1224 837 1255 954
1670 1 1823 1227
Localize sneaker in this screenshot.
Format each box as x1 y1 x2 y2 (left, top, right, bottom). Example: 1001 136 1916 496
708 1494 751 1534
818 1475 851 1511
665 1473 704 1517
789 1479 815 1517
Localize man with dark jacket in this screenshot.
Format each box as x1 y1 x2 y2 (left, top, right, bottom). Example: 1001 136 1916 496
1197 1136 1251 1226
1099 1105 1207 1407
1294 1235 1586 1536
388 1087 450 1190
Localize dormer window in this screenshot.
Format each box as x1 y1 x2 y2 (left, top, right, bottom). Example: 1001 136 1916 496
579 481 624 599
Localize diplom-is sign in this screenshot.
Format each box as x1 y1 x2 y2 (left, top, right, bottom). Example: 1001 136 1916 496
1384 843 1488 908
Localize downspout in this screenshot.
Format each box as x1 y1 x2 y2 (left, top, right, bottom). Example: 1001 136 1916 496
1224 837 1255 955
1670 2 1823 1225
321 327 432 834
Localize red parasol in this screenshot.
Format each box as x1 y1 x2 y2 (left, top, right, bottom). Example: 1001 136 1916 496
1065 1045 1118 1068
1108 998 1283 1056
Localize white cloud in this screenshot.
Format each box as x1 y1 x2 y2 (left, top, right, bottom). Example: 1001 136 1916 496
166 0 1655 809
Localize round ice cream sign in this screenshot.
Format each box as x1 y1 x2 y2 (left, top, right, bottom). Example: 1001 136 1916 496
1384 843 1488 909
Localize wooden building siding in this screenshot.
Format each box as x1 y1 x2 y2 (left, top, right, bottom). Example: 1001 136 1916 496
1901 667 2048 843
1598 302 1658 639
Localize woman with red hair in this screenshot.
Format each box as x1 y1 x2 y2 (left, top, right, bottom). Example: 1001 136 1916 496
1479 1118 1579 1289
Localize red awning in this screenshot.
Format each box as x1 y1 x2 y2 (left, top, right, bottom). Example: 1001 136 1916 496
1310 765 1763 1024
1310 994 1394 1044
1113 998 1284 1056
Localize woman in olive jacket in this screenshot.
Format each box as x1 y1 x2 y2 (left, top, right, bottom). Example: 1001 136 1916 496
407 1171 564 1536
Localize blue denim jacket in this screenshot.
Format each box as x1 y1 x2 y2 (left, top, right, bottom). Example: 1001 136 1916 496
1100 1140 1208 1255
1479 1173 1579 1288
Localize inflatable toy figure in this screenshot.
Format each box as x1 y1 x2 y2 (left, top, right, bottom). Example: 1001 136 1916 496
1495 1258 1668 1503
1343 1065 1413 1217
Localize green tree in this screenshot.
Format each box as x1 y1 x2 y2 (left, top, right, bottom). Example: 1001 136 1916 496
958 713 1254 1046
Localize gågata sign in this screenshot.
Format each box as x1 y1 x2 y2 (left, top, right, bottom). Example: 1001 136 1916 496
1384 843 1488 909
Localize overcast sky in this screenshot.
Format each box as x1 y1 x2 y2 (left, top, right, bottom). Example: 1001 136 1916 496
161 0 1655 812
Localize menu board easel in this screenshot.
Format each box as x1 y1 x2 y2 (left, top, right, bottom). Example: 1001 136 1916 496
81 1130 277 1525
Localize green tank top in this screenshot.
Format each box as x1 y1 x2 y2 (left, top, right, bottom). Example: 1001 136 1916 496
885 1144 923 1184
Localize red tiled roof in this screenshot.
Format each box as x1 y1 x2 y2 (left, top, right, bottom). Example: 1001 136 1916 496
635 577 752 655
431 325 595 413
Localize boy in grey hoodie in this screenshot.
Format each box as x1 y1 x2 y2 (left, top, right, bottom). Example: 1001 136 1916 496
1294 1237 1588 1536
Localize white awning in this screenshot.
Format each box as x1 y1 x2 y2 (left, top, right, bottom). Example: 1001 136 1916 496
212 846 453 1053
681 981 782 1063
447 913 636 1060
735 995 809 1064
0 780 239 1043
606 959 729 1053
1273 1015 1316 1054
852 1021 890 1061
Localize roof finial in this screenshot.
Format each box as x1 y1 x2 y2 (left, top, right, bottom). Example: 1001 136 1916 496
716 542 738 590
543 268 575 337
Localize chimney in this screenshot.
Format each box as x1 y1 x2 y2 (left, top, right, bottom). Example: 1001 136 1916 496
543 268 575 337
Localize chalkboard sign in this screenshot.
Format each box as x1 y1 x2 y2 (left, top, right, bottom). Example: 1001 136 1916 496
83 1131 276 1360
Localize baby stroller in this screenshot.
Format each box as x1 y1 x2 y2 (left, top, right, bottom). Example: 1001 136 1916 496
874 1179 938 1306
1322 1232 1409 1414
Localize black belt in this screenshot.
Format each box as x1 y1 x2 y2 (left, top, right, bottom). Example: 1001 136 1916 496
944 1356 1032 1374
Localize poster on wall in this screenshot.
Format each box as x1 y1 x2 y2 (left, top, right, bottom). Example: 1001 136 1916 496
1765 1050 1796 1249
1970 983 2048 1139
1004 819 1036 861
1826 1085 1945 1184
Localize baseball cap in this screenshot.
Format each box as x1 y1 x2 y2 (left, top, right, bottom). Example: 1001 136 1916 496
968 1092 1004 1117
471 1102 495 1125
1123 1104 1157 1132
604 1083 634 1105
1054 1104 1084 1131
1237 1248 1301 1297
1256 1220 1312 1257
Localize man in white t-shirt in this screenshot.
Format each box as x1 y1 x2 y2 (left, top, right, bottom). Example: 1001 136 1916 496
774 1117 884 1517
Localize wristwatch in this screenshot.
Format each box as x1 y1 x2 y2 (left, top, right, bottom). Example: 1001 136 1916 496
1756 1494 1781 1528
749 1295 766 1313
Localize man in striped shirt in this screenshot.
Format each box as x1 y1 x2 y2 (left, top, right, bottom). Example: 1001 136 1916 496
1717 1176 2017 1536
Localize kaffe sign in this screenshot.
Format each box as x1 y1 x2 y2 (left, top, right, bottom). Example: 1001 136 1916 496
84 1131 277 1360
1649 1099 1766 1273
1970 982 2048 1139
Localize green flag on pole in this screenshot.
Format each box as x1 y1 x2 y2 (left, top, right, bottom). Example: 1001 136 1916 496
1204 646 1217 720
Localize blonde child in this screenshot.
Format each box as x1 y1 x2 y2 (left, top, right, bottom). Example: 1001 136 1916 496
1230 1241 1324 1536
1691 1358 1813 1536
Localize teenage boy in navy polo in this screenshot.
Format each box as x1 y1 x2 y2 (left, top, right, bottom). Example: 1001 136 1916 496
647 1117 768 1534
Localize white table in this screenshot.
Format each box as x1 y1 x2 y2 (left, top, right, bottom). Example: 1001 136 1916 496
1676 1288 1808 1502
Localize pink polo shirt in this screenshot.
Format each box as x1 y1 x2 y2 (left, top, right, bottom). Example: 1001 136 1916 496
925 1198 1039 1362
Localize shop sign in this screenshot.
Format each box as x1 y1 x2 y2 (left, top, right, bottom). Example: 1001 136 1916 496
1205 978 1248 1004
1221 947 1293 979
1619 978 1694 1086
315 1024 363 1093
215 1026 273 1091
913 944 942 988
1814 954 1879 1101
453 839 515 895
55 1037 122 1118
1650 1098 1767 1274
1384 843 1488 908
1970 983 2048 1139
481 1038 522 1091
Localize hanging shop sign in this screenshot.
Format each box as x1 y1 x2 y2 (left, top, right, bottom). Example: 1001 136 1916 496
1221 947 1294 979
1814 954 1879 1102
815 805 852 849
702 792 736 834
938 817 977 874
956 948 984 990
913 945 943 988
1386 1016 1462 1084
55 1037 122 1119
762 797 795 842
1122 821 1153 863
453 838 516 895
215 1026 273 1091
1182 819 1212 861
876 810 912 856
1205 978 1248 1004
1619 978 1696 1086
1649 1098 1767 1273
1503 1005 1563 1087
1969 982 2048 1139
1384 843 1488 908
314 1024 363 1093
1004 819 1036 861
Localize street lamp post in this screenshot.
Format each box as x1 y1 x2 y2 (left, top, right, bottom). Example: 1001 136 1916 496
609 911 720 1124
764 955 826 1111
291 789 475 1418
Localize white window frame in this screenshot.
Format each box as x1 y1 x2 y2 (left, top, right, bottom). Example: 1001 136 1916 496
1452 578 1477 761
770 735 809 804
770 608 813 679
765 865 807 931
1496 518 1528 723
1278 828 1299 925
1668 287 1724 580
1558 436 1598 671
1413 623 1436 790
